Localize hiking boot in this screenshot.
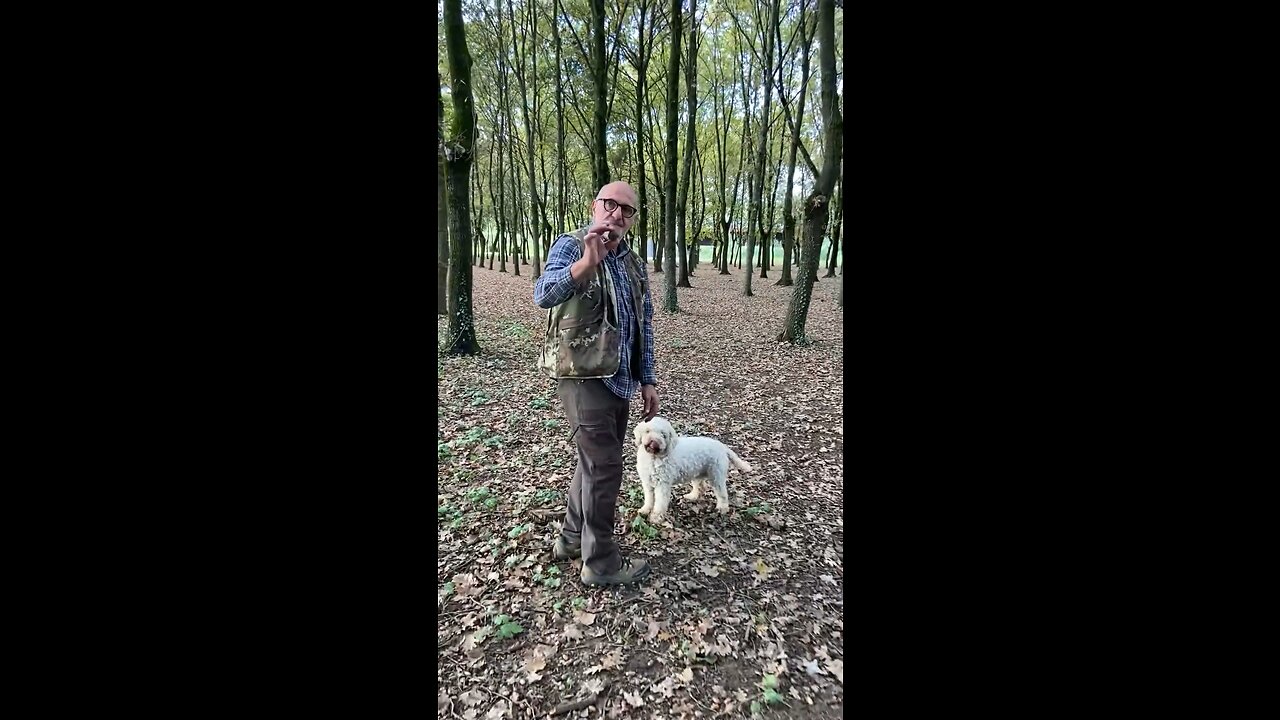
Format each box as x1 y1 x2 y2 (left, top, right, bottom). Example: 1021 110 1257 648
553 537 582 560
581 557 651 586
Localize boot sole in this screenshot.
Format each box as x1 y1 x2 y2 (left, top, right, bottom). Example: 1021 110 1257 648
581 566 651 586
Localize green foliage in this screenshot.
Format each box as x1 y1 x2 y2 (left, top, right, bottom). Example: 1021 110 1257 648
491 613 525 639
631 515 659 540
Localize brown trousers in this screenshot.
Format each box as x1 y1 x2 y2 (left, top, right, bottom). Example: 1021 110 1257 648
557 379 632 574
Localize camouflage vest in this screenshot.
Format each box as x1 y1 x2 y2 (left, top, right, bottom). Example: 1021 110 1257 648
539 228 649 380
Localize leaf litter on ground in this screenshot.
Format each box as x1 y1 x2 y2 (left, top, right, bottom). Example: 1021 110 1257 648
439 266 844 717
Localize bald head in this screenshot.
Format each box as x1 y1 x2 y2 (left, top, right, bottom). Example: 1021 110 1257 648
590 181 640 241
597 181 638 207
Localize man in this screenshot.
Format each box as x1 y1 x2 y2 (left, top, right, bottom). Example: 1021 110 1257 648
534 181 658 586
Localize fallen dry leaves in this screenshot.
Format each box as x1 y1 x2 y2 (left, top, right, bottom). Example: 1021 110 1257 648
438 265 844 718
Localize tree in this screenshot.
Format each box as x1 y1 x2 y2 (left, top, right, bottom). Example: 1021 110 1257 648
776 3 815 287
591 0 610 188
826 170 842 278
674 0 697 289
511 0 542 278
661 0 682 312
438 72 449 316
738 0 780 297
443 0 481 355
778 0 842 343
626 0 659 268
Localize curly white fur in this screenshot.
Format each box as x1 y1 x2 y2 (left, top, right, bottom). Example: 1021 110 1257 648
633 417 752 523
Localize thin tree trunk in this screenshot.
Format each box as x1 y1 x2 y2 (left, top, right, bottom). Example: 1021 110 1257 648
632 0 652 267
675 0 696 289
444 0 480 354
438 73 450 315
743 0 778 297
661 0 681 311
591 0 609 188
553 1 566 236
777 4 814 287
692 141 705 271
825 171 842 278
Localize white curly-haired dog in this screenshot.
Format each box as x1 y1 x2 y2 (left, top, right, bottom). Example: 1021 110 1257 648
633 416 752 523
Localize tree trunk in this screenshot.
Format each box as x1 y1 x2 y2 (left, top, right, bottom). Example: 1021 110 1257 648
591 0 609 188
675 0 696 289
692 142 705 271
662 0 682 312
438 73 450 315
553 4 566 236
778 0 842 344
777 5 814 287
633 1 650 267
826 172 842 278
443 0 481 355
519 0 541 279
743 0 778 297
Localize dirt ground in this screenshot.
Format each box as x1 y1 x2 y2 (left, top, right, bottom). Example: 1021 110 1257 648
438 261 844 719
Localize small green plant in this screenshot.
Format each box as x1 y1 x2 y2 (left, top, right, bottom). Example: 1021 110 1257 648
491 614 524 639
626 485 643 505
483 434 504 448
508 522 533 539
503 321 531 338
455 427 487 447
542 419 560 429
571 597 587 610
466 486 492 503
743 501 771 517
542 565 561 588
438 442 452 459
529 398 550 410
506 411 526 428
534 488 561 504
438 504 463 527
469 390 489 407
441 581 455 598
754 674 784 710
631 515 659 540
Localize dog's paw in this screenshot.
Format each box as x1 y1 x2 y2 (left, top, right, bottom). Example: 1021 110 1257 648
715 504 731 515
639 504 653 515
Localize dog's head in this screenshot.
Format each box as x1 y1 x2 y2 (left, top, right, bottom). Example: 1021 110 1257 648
634 416 678 457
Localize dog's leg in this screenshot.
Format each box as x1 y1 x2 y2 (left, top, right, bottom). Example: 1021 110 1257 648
683 478 703 501
709 471 731 514
650 481 673 524
639 470 654 516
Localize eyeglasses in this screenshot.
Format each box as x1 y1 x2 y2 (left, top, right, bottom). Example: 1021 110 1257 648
597 197 638 219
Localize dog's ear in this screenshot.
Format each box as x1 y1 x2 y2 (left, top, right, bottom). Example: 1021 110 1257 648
633 422 647 441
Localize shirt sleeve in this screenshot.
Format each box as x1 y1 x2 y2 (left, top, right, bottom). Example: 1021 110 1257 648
641 260 657 386
533 236 584 309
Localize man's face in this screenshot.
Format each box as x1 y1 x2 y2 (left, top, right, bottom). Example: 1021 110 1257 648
590 186 639 241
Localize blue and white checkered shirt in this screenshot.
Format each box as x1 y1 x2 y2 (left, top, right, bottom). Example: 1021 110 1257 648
534 232 657 400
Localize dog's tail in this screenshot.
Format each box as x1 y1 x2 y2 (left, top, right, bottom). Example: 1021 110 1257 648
727 448 752 473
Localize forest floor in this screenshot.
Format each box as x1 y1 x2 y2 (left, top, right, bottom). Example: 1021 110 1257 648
437 260 844 720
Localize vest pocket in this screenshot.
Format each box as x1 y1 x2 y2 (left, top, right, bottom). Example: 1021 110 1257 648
557 320 621 378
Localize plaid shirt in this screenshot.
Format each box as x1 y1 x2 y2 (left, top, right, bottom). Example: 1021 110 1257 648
534 232 657 399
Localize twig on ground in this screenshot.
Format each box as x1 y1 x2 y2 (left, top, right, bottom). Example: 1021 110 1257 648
549 681 610 715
